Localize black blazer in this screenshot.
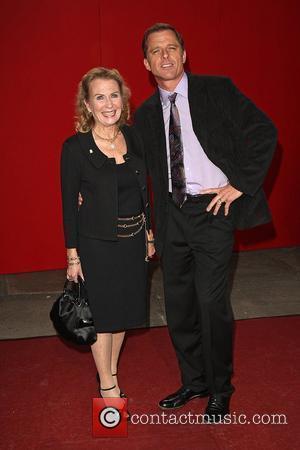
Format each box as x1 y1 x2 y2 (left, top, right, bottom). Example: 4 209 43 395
135 73 277 255
61 124 150 248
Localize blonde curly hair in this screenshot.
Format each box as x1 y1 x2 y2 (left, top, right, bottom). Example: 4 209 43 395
75 67 131 132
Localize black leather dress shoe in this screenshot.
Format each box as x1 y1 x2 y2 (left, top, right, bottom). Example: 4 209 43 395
204 394 231 423
159 386 209 410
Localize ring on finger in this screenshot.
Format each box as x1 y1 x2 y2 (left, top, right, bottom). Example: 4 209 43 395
217 199 223 205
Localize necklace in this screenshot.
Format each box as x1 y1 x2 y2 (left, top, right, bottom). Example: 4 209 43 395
93 128 120 150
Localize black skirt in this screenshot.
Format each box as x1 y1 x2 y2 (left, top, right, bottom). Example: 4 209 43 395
79 162 148 332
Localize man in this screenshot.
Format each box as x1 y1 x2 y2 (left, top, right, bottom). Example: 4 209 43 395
134 23 277 422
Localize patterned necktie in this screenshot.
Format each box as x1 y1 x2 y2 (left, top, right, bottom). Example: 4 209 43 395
168 93 186 207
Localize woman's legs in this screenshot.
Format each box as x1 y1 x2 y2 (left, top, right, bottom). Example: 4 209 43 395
91 331 125 397
111 331 126 390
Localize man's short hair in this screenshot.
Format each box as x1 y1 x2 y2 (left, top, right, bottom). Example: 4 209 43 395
142 23 185 58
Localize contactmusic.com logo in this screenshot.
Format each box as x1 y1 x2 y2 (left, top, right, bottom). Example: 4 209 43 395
92 398 128 437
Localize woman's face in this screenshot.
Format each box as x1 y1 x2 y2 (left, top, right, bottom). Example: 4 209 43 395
85 78 123 127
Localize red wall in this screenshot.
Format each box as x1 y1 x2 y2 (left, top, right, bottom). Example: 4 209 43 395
1 0 299 274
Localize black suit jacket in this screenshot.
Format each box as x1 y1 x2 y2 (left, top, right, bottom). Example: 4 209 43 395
135 73 277 255
61 124 150 248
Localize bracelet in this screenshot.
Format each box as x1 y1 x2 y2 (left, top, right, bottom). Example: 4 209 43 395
68 256 80 261
147 239 155 244
68 261 81 266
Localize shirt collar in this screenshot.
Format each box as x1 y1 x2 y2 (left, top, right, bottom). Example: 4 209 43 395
159 72 188 107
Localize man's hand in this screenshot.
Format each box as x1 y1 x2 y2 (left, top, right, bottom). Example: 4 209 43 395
78 192 83 207
146 229 156 259
201 184 243 216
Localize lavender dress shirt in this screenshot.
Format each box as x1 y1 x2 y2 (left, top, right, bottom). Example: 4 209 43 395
159 73 228 194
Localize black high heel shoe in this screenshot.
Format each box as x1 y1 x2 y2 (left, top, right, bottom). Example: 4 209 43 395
99 384 117 397
96 372 126 398
99 383 130 421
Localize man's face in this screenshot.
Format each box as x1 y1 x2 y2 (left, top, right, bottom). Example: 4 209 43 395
144 30 186 88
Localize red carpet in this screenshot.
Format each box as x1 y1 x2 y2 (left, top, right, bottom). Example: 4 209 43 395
1 316 299 450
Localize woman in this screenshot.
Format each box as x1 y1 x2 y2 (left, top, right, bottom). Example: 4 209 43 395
61 67 155 398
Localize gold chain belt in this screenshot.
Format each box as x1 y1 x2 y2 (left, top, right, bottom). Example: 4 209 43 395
117 213 145 238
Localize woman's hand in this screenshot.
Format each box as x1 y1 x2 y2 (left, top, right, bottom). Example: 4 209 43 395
66 249 84 282
67 262 84 282
146 229 156 259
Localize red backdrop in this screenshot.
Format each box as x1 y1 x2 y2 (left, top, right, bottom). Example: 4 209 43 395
1 0 299 274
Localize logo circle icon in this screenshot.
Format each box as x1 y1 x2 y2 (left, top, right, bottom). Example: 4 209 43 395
99 406 121 428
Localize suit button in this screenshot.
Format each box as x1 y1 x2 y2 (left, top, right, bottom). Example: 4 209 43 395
141 186 146 191
135 169 140 175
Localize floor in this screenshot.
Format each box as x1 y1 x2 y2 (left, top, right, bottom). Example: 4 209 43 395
0 247 299 340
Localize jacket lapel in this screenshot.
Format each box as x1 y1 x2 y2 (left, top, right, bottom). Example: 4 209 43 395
146 92 169 190
121 125 145 177
77 130 107 169
187 73 211 151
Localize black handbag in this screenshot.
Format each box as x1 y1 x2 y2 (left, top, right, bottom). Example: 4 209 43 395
50 276 97 345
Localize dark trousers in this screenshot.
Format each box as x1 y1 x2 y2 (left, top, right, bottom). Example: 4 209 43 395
161 195 235 396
